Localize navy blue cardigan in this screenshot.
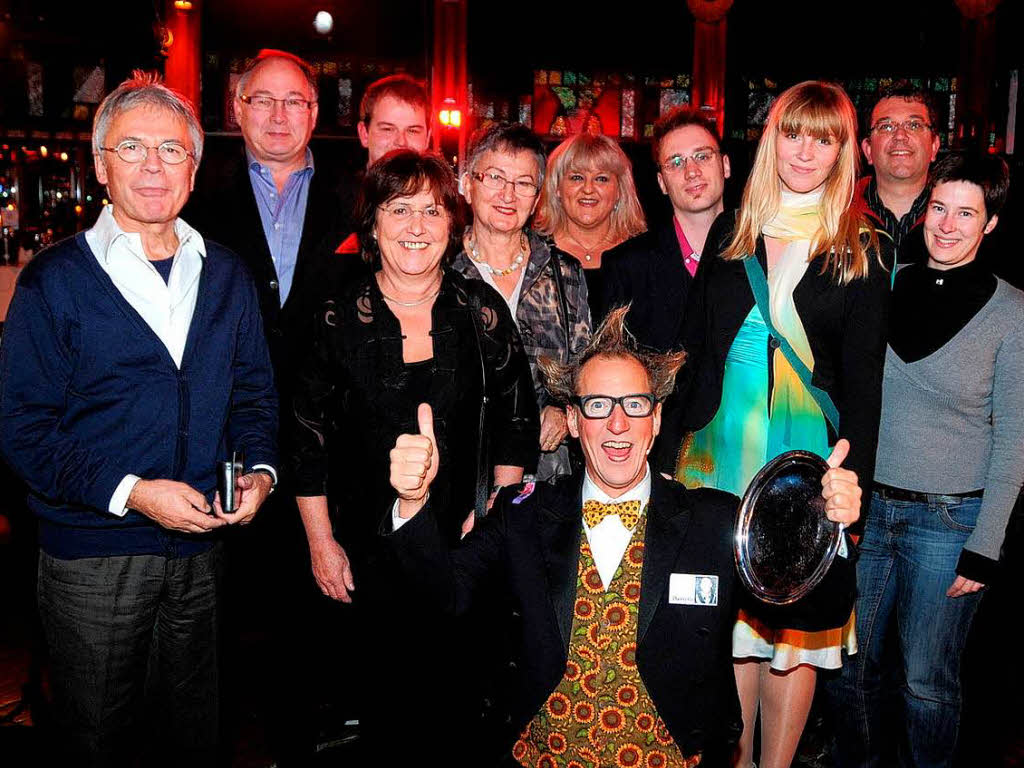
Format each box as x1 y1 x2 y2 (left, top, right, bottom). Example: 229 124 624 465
0 232 278 558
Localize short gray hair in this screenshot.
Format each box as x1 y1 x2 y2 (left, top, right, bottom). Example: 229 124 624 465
92 70 204 166
236 49 319 102
464 122 547 188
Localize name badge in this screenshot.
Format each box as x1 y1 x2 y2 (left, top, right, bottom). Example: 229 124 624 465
669 573 719 606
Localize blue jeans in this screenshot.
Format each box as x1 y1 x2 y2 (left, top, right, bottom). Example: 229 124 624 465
827 491 983 768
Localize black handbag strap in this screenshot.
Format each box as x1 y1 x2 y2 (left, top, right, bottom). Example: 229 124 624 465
549 252 571 364
464 289 491 519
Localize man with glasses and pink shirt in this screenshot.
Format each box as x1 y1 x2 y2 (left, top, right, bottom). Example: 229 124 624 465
602 106 731 352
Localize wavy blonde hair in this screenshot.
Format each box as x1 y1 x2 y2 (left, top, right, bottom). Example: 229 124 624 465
534 133 646 244
723 81 876 283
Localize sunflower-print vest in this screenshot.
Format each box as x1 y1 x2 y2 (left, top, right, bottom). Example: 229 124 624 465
512 511 702 768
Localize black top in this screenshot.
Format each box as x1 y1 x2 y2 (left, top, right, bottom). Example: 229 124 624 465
151 255 174 284
654 210 892 521
581 265 606 322
890 260 997 363
289 269 540 568
599 218 694 352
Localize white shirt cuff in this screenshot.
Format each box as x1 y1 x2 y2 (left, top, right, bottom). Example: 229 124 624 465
109 474 141 517
251 463 278 487
391 498 413 531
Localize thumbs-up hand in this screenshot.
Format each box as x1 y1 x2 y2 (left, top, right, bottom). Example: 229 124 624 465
821 438 862 525
389 403 440 518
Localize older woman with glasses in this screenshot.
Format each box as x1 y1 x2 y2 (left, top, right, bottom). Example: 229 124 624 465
534 132 646 317
454 122 592 482
289 149 539 759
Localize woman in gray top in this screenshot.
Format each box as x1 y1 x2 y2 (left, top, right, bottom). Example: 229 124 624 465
829 153 1024 768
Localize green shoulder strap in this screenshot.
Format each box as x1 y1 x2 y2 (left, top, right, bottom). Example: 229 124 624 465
742 257 841 433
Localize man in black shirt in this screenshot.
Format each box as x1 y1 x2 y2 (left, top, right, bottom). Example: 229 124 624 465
856 82 940 264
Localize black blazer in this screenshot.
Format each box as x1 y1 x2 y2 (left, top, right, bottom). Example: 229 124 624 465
290 270 540 557
600 219 694 353
183 150 366 400
387 473 743 761
654 211 891 519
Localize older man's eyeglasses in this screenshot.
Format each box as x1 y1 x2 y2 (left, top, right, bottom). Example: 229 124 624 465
871 119 931 135
472 171 539 198
100 140 194 165
660 149 718 174
572 394 657 419
239 94 315 113
378 204 448 223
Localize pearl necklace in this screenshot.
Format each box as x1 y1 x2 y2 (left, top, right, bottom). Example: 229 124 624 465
467 230 529 276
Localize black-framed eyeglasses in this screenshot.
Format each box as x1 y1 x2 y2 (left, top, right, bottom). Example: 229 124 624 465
870 119 931 135
660 149 718 174
471 171 539 198
239 94 316 113
571 393 657 419
100 140 194 165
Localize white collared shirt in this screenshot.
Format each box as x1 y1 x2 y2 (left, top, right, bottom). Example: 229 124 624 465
85 205 206 516
582 465 651 590
86 205 205 369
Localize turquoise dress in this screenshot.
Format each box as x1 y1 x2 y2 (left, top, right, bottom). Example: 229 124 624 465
678 304 829 497
677 301 853 670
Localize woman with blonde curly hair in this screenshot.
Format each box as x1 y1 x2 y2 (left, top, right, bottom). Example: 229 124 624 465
535 132 646 315
655 80 891 768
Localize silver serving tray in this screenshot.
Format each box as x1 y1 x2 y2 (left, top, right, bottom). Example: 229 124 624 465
734 450 841 605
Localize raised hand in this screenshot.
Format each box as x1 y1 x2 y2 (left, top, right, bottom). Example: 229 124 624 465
389 403 439 517
821 439 862 526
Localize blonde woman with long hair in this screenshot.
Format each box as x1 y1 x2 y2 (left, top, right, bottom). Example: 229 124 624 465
535 132 646 316
654 81 890 768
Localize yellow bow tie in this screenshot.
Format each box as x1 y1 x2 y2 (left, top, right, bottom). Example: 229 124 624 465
582 499 642 530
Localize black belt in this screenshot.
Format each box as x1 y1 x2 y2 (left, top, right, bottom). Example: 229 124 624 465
874 482 983 504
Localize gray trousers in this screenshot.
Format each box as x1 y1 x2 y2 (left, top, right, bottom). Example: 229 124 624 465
37 545 222 767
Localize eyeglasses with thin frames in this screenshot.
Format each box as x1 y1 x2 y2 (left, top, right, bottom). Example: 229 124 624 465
100 140 194 165
870 119 932 135
471 171 539 198
378 203 449 224
239 94 316 113
660 149 718 174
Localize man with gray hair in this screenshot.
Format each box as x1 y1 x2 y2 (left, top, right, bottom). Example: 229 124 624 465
0 72 277 765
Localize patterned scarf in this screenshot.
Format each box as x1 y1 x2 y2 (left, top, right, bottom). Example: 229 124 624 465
759 187 829 457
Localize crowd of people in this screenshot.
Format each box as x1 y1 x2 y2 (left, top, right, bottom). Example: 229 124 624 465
0 46 1020 768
